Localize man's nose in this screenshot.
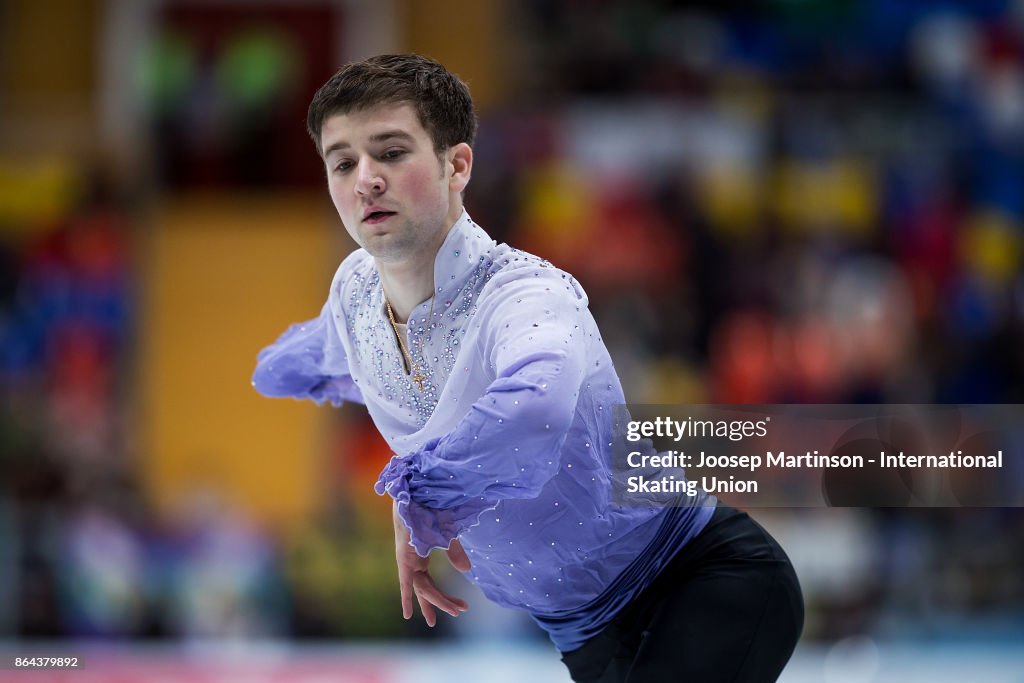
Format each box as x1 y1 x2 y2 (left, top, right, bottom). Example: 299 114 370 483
354 160 385 196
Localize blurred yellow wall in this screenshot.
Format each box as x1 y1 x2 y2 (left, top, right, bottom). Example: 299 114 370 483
1 0 97 99
139 194 339 528
400 0 509 111
0 0 98 155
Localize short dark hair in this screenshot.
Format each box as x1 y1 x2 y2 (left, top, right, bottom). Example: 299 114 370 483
307 53 477 157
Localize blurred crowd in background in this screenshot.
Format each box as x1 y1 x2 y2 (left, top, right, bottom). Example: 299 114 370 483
1 0 1023 658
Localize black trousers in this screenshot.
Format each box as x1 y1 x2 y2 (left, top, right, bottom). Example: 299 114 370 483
560 504 804 682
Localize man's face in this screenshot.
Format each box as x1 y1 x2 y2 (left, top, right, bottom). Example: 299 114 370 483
320 103 466 265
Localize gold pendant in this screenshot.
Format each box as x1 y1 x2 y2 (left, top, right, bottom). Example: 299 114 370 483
411 371 426 391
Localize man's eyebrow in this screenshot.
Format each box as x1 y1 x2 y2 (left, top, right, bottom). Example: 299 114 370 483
323 130 416 157
370 130 416 144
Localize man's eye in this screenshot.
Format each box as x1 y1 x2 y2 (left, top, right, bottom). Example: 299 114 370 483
381 149 406 161
334 161 353 173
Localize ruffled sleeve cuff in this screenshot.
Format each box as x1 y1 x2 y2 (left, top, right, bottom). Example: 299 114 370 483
252 311 362 406
374 455 497 557
252 350 357 406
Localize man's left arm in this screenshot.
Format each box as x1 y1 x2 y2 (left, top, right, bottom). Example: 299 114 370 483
376 272 590 556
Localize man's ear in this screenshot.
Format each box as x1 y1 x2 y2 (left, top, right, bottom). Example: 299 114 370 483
448 142 473 194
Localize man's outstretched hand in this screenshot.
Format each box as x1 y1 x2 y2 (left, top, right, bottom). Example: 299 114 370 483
393 501 471 626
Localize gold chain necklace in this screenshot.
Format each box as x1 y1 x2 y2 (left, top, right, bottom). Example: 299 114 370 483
385 293 436 391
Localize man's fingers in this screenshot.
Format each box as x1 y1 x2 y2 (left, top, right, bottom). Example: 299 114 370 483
399 576 413 620
444 590 469 611
412 572 468 617
416 592 436 628
393 532 469 625
446 539 472 572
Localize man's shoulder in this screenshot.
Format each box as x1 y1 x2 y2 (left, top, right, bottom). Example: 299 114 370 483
481 243 589 307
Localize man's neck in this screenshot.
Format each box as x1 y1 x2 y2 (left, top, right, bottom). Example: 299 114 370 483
378 205 464 322
379 255 435 323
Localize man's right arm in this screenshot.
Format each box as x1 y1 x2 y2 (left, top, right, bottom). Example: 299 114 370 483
252 299 363 406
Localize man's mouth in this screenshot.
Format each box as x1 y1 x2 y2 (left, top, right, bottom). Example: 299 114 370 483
363 210 396 224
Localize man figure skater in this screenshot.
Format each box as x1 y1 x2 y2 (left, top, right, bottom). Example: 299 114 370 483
253 53 803 682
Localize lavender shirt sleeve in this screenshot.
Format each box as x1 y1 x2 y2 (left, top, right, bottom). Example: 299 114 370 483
375 275 587 556
252 300 364 406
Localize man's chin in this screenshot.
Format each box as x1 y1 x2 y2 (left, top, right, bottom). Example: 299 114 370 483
360 230 394 248
361 234 418 261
